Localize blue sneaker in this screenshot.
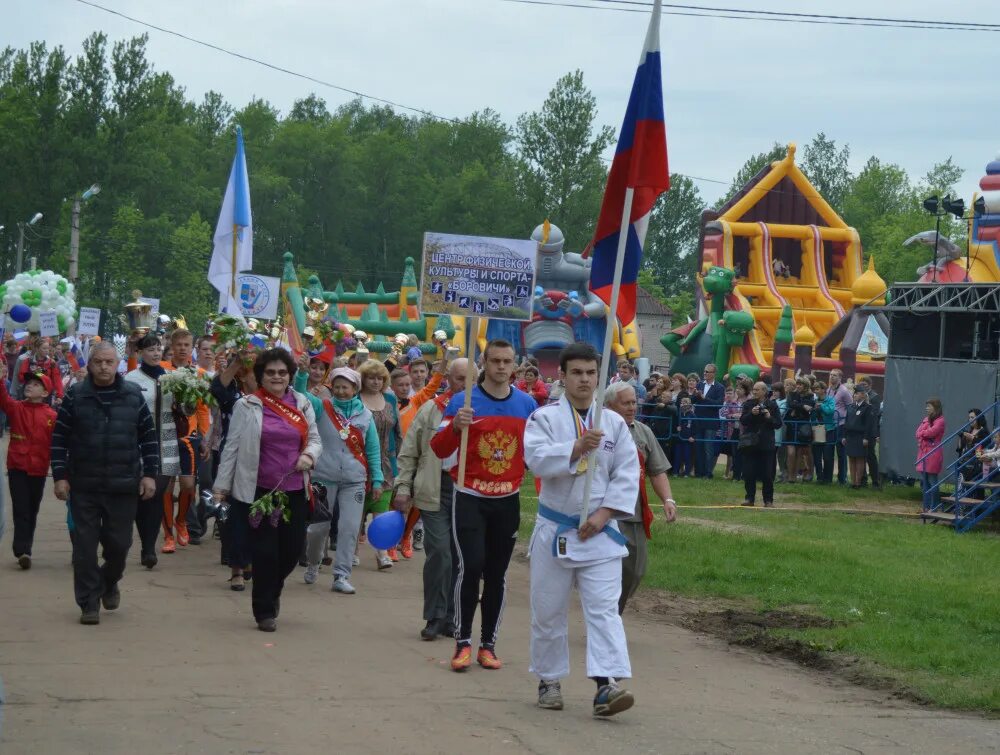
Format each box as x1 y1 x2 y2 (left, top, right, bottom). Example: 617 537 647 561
593 682 634 717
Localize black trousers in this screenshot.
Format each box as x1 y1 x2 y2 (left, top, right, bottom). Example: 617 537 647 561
743 448 776 505
246 488 308 622
452 490 520 647
9 470 46 557
865 442 880 487
134 476 168 558
221 500 253 570
70 491 138 611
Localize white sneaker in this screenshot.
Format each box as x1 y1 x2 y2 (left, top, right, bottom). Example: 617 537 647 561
413 523 424 551
332 576 356 594
352 554 360 567
303 565 318 585
376 553 393 570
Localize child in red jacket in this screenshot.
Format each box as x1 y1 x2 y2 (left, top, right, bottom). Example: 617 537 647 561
0 363 57 568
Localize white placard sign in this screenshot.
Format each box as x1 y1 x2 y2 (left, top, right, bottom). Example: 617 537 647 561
78 307 101 336
138 297 160 315
234 273 281 320
39 310 59 337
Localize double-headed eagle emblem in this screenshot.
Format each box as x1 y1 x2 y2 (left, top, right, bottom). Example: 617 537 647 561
478 430 518 476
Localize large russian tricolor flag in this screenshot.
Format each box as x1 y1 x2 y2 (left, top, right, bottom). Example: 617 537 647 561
586 0 669 326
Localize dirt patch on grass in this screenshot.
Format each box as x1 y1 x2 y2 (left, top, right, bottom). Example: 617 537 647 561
630 588 934 707
681 517 771 536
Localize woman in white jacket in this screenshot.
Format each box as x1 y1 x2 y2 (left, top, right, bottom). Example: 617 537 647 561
124 334 180 569
214 349 322 632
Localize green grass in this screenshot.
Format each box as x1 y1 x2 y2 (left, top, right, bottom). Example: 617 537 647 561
518 475 1000 711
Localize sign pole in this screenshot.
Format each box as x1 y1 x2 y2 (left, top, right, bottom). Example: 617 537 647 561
456 316 480 490
578 187 635 528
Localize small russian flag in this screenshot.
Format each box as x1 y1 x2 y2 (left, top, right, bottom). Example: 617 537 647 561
67 342 85 371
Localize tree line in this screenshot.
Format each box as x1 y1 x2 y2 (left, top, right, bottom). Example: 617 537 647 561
0 32 968 332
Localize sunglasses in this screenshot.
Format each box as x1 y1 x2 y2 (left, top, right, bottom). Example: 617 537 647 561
263 369 289 377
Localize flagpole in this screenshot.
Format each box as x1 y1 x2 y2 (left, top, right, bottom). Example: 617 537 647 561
579 187 635 528
230 222 238 300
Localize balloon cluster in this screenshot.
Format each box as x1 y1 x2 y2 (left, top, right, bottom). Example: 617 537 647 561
0 270 77 333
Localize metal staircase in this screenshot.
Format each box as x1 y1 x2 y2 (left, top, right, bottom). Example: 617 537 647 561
919 404 1000 532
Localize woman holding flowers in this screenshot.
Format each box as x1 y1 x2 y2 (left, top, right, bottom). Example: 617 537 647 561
214 349 322 632
124 334 180 568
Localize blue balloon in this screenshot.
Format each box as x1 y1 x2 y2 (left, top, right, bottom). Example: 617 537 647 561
366 510 405 550
9 304 31 323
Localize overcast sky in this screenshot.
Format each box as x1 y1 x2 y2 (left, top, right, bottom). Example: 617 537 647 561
10 0 999 216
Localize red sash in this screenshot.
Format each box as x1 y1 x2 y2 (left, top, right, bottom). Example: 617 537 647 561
638 448 653 540
256 389 308 450
322 401 370 490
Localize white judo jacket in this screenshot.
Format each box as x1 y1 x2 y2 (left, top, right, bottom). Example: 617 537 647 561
523 396 639 565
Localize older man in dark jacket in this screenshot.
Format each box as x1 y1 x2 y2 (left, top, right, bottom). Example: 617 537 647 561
51 343 159 625
739 382 783 507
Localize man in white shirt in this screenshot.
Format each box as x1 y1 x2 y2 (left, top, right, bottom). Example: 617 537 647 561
524 342 639 717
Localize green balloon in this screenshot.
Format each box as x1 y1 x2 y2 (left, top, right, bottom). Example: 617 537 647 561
57 280 67 295
0 285 7 302
27 269 41 277
22 289 42 307
57 314 67 332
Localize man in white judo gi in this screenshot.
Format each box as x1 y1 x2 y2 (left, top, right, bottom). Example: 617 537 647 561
523 342 639 716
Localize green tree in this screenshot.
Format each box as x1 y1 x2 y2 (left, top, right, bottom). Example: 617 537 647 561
800 132 852 214
162 212 214 333
716 142 785 208
842 157 913 250
643 174 704 296
516 70 615 245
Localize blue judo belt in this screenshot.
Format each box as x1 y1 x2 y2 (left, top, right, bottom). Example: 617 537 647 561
537 503 628 557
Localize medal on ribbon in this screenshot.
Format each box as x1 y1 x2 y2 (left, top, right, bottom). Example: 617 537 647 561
570 402 592 474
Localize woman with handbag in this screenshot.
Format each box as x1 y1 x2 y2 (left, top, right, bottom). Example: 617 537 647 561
739 382 783 507
811 381 836 484
784 378 815 483
213 349 322 632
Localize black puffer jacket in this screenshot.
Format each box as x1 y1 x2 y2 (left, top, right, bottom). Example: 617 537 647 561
51 376 159 494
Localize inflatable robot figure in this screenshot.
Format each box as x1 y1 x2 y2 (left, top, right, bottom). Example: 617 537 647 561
524 221 608 353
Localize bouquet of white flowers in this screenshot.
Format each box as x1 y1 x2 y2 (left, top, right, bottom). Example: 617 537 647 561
160 367 216 415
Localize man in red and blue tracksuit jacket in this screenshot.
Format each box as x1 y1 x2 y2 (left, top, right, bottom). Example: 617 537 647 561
430 339 536 672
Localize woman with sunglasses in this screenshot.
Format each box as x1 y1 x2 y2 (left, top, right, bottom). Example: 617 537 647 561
214 349 322 632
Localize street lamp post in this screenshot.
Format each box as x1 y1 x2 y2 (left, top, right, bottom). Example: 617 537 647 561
69 183 100 284
15 212 43 275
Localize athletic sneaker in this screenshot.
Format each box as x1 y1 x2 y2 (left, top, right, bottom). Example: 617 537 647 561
477 647 502 670
161 534 176 553
593 682 635 717
450 644 473 671
412 522 424 551
400 535 414 559
376 553 393 570
303 565 318 585
387 546 400 562
175 521 190 547
538 680 564 710
332 576 356 594
352 554 360 567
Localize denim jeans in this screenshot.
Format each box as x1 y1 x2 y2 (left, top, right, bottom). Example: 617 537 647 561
921 472 940 509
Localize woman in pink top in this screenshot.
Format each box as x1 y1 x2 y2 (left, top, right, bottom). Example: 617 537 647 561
214 349 322 632
915 397 946 509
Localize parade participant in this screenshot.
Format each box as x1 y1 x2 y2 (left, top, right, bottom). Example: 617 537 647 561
430 339 537 671
10 336 63 402
523 342 638 716
0 363 57 568
359 360 400 567
297 366 384 593
394 358 474 640
213 348 322 632
304 352 333 399
604 381 677 615
159 329 210 553
210 352 258 589
124 334 181 569
51 342 159 625
196 336 217 374
408 357 429 395
389 369 411 407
